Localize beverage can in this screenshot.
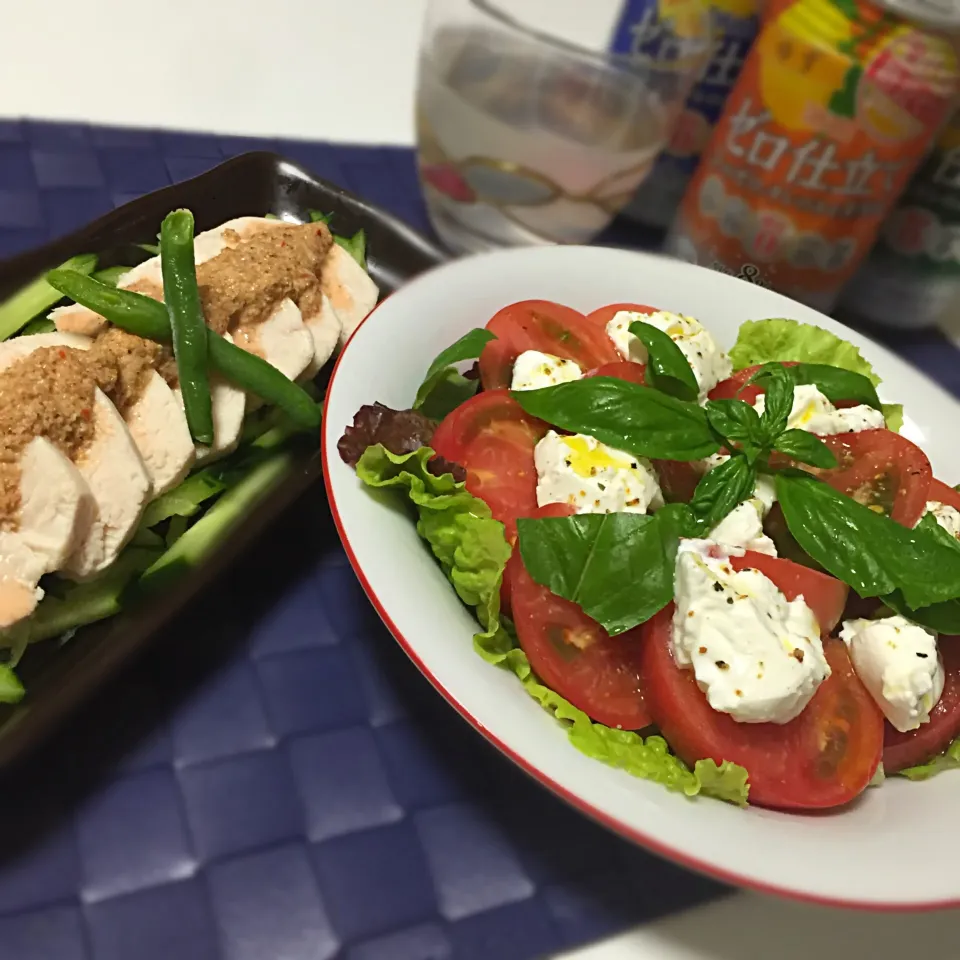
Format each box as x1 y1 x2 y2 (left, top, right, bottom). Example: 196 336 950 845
842 109 960 328
614 0 762 228
664 0 960 313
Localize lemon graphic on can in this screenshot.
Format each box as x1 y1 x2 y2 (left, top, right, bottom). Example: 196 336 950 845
756 0 856 131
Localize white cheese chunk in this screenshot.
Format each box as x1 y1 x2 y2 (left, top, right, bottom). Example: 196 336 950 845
924 500 960 540
606 310 731 400
510 351 583 391
672 540 830 724
708 499 777 557
534 431 663 515
753 383 884 436
840 616 944 732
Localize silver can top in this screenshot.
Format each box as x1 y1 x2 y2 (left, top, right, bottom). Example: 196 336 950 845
872 0 960 32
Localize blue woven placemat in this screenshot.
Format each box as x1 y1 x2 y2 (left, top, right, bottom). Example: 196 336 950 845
0 122 735 960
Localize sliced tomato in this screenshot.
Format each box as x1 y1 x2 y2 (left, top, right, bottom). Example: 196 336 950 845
817 429 932 527
653 459 701 504
585 360 647 385
476 337 515 393
479 300 620 390
928 478 960 513
642 613 882 810
500 502 574 620
431 390 550 537
585 302 658 335
509 515 651 731
708 362 799 406
725 552 849 633
883 639 960 774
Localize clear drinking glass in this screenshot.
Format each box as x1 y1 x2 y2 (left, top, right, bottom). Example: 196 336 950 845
415 0 714 254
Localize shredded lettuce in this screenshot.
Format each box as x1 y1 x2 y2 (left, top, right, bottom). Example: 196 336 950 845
898 739 960 781
0 546 161 657
729 318 903 432
355 443 750 806
140 449 294 593
0 666 23 703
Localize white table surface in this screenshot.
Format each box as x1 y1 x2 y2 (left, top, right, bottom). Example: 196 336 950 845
4 2 960 956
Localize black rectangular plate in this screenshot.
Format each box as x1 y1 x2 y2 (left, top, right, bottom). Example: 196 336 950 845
0 151 446 769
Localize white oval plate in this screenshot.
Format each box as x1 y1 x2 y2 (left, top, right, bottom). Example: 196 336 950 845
322 245 960 909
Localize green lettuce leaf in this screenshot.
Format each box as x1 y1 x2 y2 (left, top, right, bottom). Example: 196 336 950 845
355 443 515 659
729 318 903 432
355 443 750 806
898 738 960 781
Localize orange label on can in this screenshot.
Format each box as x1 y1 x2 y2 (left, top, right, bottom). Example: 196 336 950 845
668 0 960 311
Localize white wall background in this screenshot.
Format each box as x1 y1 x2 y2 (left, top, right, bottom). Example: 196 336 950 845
0 0 623 145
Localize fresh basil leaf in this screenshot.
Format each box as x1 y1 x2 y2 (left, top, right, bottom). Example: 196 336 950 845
627 320 698 402
776 473 960 607
414 328 495 409
516 507 687 635
754 365 794 442
772 430 837 469
512 378 720 462
751 361 882 412
776 472 896 598
705 399 763 447
418 368 479 420
791 362 881 410
689 455 756 533
883 591 960 634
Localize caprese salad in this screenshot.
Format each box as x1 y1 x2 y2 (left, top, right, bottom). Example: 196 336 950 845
339 299 960 811
0 210 377 702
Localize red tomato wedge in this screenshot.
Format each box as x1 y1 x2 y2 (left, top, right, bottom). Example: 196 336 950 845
884 639 960 774
817 430 932 528
643 615 882 810
585 361 647 385
928 478 960 513
509 510 651 731
708 362 798 406
641 552 877 810
479 300 620 390
654 460 702 505
431 390 550 538
585 302 658 334
727 552 849 635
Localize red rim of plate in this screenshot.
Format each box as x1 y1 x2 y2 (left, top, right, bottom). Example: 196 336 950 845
321 290 960 913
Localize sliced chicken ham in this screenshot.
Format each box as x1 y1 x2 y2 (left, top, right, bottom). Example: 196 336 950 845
0 334 151 582
0 437 94 627
322 243 379 346
50 216 375 369
62 387 151 579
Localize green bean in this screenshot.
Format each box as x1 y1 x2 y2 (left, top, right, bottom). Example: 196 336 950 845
92 265 132 287
160 210 213 445
45 271 322 430
204 335 321 427
0 253 97 341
